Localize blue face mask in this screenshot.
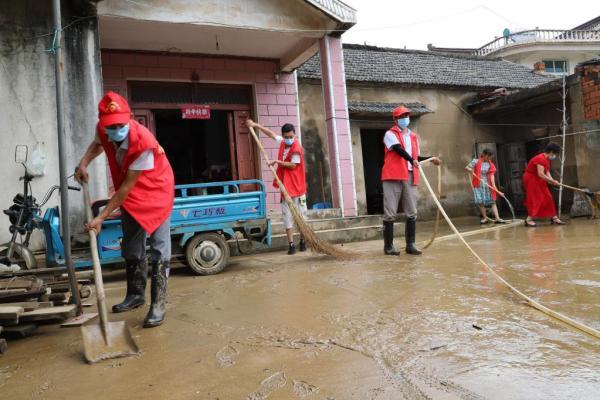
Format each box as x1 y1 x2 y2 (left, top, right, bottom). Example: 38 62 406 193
284 138 295 146
397 117 410 129
105 124 129 142
549 154 557 160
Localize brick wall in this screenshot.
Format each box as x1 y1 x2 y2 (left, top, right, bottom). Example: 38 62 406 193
100 50 300 212
579 62 600 121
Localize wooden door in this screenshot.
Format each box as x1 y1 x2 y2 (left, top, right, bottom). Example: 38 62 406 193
231 110 258 191
503 142 527 211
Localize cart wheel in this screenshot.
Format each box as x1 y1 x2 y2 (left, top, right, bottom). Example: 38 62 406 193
185 233 230 275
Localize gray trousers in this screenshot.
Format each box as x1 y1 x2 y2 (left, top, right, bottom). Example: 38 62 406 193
121 209 171 263
383 172 418 222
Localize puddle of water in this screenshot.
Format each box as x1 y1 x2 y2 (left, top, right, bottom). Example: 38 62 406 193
1 219 599 399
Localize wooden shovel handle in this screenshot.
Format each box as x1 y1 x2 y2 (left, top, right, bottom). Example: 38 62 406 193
82 183 110 342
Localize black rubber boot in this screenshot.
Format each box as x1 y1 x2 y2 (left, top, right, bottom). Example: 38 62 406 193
112 259 147 313
383 221 400 256
288 243 296 255
405 218 422 255
143 260 168 328
299 239 307 252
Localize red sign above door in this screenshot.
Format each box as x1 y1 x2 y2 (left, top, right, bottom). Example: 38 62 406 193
182 105 211 119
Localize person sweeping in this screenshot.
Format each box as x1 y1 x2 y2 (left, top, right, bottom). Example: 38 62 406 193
381 106 441 256
75 91 175 328
523 143 565 227
245 119 307 255
465 149 506 224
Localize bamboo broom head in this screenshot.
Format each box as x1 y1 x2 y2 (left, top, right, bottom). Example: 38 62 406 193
287 197 357 260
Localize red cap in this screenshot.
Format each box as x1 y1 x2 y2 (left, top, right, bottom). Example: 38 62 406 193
98 91 131 127
392 105 411 119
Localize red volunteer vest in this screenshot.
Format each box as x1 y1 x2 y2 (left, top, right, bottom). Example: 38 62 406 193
274 139 306 198
472 158 497 200
97 120 175 234
381 126 420 186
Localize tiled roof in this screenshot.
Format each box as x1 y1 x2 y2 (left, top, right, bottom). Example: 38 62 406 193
303 0 357 24
348 101 432 115
298 44 557 90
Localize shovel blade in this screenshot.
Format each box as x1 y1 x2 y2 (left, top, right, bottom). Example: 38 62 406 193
81 320 140 363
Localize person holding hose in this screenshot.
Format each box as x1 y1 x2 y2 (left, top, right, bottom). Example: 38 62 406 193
381 106 441 256
465 149 506 224
245 119 307 255
75 91 175 328
523 143 565 227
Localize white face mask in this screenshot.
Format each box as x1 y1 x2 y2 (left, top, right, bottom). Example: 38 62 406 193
397 117 410 129
549 154 557 160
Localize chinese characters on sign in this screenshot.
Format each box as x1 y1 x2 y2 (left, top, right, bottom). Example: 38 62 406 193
192 207 226 218
182 105 211 119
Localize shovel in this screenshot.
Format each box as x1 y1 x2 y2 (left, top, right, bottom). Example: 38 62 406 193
81 182 139 363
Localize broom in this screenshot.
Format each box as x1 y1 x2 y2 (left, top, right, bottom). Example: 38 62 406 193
555 182 600 217
247 125 355 260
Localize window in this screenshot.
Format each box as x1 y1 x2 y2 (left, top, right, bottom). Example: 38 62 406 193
542 60 568 74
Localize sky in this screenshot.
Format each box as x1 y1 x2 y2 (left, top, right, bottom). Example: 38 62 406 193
341 0 600 50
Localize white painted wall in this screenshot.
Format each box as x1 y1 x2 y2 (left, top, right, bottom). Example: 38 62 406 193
504 50 600 74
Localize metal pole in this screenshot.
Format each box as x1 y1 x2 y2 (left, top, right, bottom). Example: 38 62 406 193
558 75 567 218
52 0 82 315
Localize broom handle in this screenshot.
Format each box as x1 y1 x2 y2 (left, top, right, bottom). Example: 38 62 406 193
83 183 110 344
469 171 505 198
556 182 588 194
248 125 295 204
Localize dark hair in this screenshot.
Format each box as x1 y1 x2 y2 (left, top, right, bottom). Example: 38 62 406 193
544 143 561 154
281 123 295 134
481 148 494 157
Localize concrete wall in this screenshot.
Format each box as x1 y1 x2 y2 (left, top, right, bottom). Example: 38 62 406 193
349 85 497 219
297 81 334 207
0 0 105 249
472 96 580 213
100 50 299 213
98 0 333 32
298 80 498 219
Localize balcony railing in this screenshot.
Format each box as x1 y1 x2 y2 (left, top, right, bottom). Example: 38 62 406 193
474 29 600 56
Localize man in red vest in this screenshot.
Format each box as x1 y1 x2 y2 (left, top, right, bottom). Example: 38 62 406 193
75 92 175 328
381 106 441 256
246 119 307 255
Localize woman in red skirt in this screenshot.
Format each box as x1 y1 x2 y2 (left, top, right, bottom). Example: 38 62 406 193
523 143 565 227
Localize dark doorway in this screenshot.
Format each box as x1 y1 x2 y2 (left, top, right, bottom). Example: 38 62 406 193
154 109 232 185
360 128 386 214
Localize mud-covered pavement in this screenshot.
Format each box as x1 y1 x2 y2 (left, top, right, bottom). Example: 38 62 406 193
1 219 599 399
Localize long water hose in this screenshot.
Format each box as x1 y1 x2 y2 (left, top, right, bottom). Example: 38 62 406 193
422 164 442 249
418 163 600 340
468 171 516 221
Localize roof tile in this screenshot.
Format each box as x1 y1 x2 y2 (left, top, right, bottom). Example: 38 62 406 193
298 44 556 89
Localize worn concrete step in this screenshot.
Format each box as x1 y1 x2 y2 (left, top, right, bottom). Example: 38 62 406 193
268 207 342 221
270 214 385 235
229 221 404 255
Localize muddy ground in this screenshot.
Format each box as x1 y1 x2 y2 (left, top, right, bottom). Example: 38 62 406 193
1 218 599 399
